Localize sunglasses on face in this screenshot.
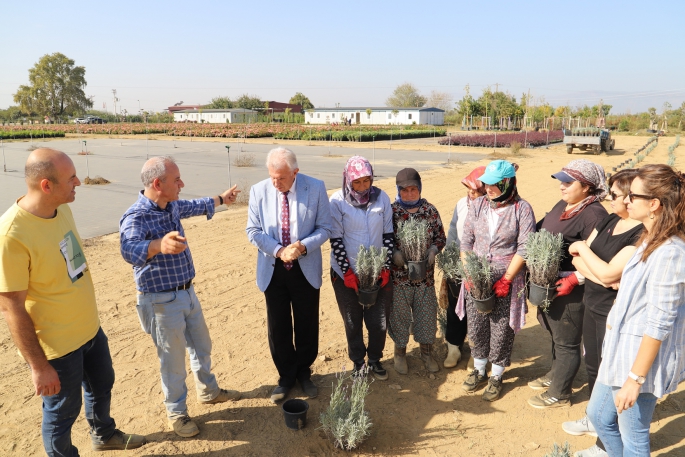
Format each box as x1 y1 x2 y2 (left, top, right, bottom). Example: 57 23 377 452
610 192 625 201
627 191 656 203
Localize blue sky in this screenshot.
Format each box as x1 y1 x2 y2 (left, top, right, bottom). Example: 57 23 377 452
1 0 683 115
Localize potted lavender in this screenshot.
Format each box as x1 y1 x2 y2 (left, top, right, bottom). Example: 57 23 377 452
461 251 495 313
355 245 387 308
524 229 564 311
436 241 461 296
396 218 430 281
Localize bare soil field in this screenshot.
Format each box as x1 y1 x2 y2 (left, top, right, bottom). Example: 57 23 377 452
1 135 683 456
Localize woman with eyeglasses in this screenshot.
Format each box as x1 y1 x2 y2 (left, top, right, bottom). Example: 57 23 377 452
586 164 685 456
528 159 609 410
559 170 643 457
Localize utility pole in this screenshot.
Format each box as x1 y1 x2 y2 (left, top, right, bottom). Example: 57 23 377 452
112 89 118 119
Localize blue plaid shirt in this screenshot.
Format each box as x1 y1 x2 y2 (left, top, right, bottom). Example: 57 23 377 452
119 191 215 293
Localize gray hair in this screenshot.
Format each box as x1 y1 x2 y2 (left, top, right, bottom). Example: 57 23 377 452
25 159 58 184
141 156 176 187
265 147 298 171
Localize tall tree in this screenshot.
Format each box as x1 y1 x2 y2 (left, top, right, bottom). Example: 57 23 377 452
289 92 314 110
235 93 263 110
206 96 234 109
385 83 427 108
13 53 91 119
424 90 453 111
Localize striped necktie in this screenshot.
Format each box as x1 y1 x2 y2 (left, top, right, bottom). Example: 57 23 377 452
281 191 293 270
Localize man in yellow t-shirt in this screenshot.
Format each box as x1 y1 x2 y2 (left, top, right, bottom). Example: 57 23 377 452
0 148 146 456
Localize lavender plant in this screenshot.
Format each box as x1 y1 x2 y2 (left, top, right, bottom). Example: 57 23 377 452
461 251 493 300
356 245 387 290
396 218 429 262
319 366 373 450
525 229 565 287
436 241 461 281
544 442 572 457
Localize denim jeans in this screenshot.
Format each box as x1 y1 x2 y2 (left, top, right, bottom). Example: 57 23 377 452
587 382 658 457
136 286 219 419
42 327 117 457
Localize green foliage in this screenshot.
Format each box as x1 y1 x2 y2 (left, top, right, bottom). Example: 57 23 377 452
385 83 427 108
525 229 565 288
544 442 572 457
0 130 65 139
618 119 630 131
289 92 314 110
319 367 372 450
234 93 263 110
0 106 30 124
206 96 234 109
356 245 387 290
461 251 493 300
396 218 430 262
273 126 445 142
13 53 92 119
436 241 461 281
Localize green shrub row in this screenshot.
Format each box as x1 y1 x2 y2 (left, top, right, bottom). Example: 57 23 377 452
274 128 446 142
0 130 66 140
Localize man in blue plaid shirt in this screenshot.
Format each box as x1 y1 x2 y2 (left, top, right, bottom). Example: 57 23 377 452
119 155 240 438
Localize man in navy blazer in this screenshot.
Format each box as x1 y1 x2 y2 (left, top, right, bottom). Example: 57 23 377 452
246 147 332 403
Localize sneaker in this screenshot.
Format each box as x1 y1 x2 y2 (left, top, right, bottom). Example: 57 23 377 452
200 388 241 404
169 416 200 438
462 369 488 392
351 362 366 377
270 385 290 404
299 378 318 399
528 375 552 390
369 361 388 381
528 391 570 409
92 429 147 451
574 445 608 457
562 415 598 437
482 376 503 402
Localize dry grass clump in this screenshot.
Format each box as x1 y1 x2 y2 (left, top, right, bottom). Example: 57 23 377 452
232 153 256 167
84 176 110 185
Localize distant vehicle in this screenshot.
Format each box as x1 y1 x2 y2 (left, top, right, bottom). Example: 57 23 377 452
85 116 107 124
74 118 87 124
564 128 614 155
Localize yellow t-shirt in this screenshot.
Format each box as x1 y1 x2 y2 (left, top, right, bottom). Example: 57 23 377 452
0 200 100 359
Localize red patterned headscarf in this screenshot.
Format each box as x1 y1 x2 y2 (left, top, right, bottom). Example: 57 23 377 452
461 166 486 195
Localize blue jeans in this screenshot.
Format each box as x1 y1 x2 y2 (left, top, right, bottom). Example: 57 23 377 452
42 327 116 457
587 382 658 456
136 286 219 419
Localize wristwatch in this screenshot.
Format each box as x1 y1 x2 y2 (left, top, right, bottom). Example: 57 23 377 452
628 371 646 385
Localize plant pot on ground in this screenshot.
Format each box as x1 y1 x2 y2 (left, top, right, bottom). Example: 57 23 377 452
461 251 494 314
319 367 372 450
355 245 387 308
524 229 565 311
436 241 462 295
396 218 430 281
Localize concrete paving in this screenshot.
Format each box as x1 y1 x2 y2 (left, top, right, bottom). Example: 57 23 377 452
0 138 481 238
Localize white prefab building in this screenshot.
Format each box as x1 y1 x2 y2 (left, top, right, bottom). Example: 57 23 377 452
173 108 258 124
305 107 444 125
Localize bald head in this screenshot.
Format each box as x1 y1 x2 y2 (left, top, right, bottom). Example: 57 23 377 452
141 156 176 187
25 148 70 188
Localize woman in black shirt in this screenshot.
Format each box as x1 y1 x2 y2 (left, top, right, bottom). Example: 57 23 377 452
560 170 643 457
528 160 609 410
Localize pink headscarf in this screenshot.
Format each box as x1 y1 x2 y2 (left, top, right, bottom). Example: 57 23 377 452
343 156 376 207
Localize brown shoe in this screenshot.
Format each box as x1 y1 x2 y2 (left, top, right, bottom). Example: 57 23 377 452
394 345 408 375
419 344 439 373
200 388 241 404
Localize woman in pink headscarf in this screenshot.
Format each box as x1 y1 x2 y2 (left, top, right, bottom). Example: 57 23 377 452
329 156 394 380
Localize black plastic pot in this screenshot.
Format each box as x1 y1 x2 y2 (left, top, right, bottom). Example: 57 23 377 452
528 282 558 307
282 399 309 430
407 259 427 281
472 294 495 314
358 285 380 308
446 278 461 297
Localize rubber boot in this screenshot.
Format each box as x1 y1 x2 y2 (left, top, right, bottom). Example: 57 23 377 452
394 345 408 375
420 344 440 372
443 343 461 368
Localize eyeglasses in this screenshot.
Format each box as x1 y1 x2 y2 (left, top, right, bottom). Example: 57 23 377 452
610 192 625 201
628 191 657 203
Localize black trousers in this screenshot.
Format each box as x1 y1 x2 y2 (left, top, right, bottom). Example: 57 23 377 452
264 259 320 388
538 288 585 400
446 280 468 348
331 269 392 365
583 305 608 452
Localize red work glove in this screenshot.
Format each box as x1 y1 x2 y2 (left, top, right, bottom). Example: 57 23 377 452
344 270 359 293
464 280 473 292
492 277 512 298
555 274 579 297
379 269 390 288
